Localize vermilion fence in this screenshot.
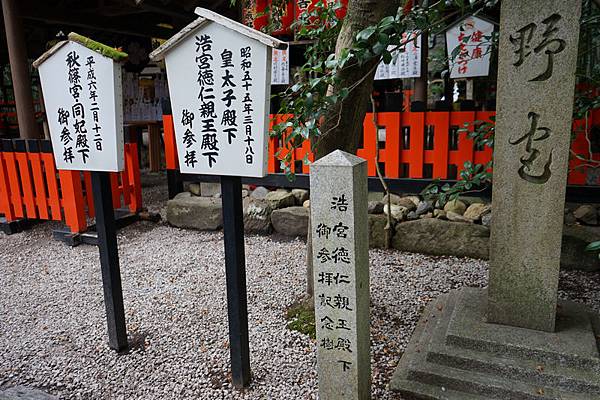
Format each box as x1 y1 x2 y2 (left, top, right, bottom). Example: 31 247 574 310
164 110 600 186
0 138 142 233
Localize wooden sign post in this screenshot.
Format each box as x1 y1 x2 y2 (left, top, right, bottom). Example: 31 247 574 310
150 8 287 387
34 33 129 352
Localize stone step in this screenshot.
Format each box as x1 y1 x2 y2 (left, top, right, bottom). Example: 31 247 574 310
390 288 600 400
428 341 600 394
409 359 571 400
391 378 488 400
445 288 600 372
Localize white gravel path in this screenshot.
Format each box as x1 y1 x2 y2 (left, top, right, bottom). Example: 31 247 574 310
1 180 599 399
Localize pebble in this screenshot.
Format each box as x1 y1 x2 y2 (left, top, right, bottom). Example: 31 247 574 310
1 181 598 399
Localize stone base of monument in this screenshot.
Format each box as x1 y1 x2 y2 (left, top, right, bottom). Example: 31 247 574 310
390 288 600 399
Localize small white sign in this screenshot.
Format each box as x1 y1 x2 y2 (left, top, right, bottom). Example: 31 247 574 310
445 15 494 79
375 31 421 80
271 47 290 85
163 22 272 177
37 41 124 172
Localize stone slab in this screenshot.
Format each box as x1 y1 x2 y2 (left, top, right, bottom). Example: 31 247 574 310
446 288 600 371
310 150 370 400
390 288 600 399
489 0 583 331
166 192 223 230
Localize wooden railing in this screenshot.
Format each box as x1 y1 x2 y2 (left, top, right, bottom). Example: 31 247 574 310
163 109 600 186
0 137 142 233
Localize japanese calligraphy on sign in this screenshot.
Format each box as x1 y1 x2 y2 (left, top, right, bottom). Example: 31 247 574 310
36 40 124 172
310 150 370 399
375 31 421 80
152 9 284 178
271 47 290 85
445 15 494 79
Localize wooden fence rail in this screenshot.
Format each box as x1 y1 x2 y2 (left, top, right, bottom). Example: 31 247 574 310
0 137 142 233
164 110 600 186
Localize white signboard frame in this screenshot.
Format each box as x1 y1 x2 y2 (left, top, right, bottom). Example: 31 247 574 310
163 22 272 178
37 41 124 172
375 31 421 80
446 15 494 79
271 47 290 85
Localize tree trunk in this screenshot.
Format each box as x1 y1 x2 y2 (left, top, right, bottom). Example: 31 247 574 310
312 0 401 159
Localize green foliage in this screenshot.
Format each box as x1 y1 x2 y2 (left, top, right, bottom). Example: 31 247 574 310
422 161 492 206
285 299 316 339
272 0 499 179
585 241 600 259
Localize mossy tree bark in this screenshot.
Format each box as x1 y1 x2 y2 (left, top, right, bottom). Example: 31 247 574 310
312 0 402 160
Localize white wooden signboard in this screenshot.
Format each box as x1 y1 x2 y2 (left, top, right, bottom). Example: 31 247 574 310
36 41 124 172
272 47 290 85
151 8 286 178
445 15 494 79
375 31 421 80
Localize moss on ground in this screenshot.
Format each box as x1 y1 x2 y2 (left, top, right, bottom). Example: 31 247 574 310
285 297 316 339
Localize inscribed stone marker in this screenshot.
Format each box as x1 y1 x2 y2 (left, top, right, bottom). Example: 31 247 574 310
310 150 370 400
488 0 582 332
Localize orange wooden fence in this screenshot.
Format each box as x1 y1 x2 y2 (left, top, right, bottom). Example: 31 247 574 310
163 110 600 186
0 138 142 233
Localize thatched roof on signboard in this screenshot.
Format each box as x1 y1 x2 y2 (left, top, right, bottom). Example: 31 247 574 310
33 32 128 68
149 7 287 61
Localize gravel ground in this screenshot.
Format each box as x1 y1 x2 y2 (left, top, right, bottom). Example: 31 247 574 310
1 175 599 399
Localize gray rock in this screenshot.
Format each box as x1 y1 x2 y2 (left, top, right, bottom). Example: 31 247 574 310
291 189 309 204
243 199 273 234
392 218 490 259
200 182 221 197
406 211 418 220
481 213 492 227
573 205 598 226
166 192 222 231
384 204 409 221
433 209 447 220
415 200 433 216
446 211 474 223
188 183 201 196
368 214 388 248
443 199 467 215
463 203 491 221
271 207 309 237
382 194 417 211
368 201 384 214
405 195 421 207
250 186 270 199
381 193 401 205
265 190 296 209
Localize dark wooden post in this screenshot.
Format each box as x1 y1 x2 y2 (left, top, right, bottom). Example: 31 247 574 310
91 171 128 352
220 175 251 388
1 0 40 139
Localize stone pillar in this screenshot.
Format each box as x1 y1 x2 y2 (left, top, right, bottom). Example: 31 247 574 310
488 0 582 332
310 150 370 400
1 0 39 139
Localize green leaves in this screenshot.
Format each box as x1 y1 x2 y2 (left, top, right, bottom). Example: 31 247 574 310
356 26 376 42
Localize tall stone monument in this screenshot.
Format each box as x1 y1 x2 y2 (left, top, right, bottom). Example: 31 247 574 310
488 0 582 332
391 1 600 398
310 150 370 400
